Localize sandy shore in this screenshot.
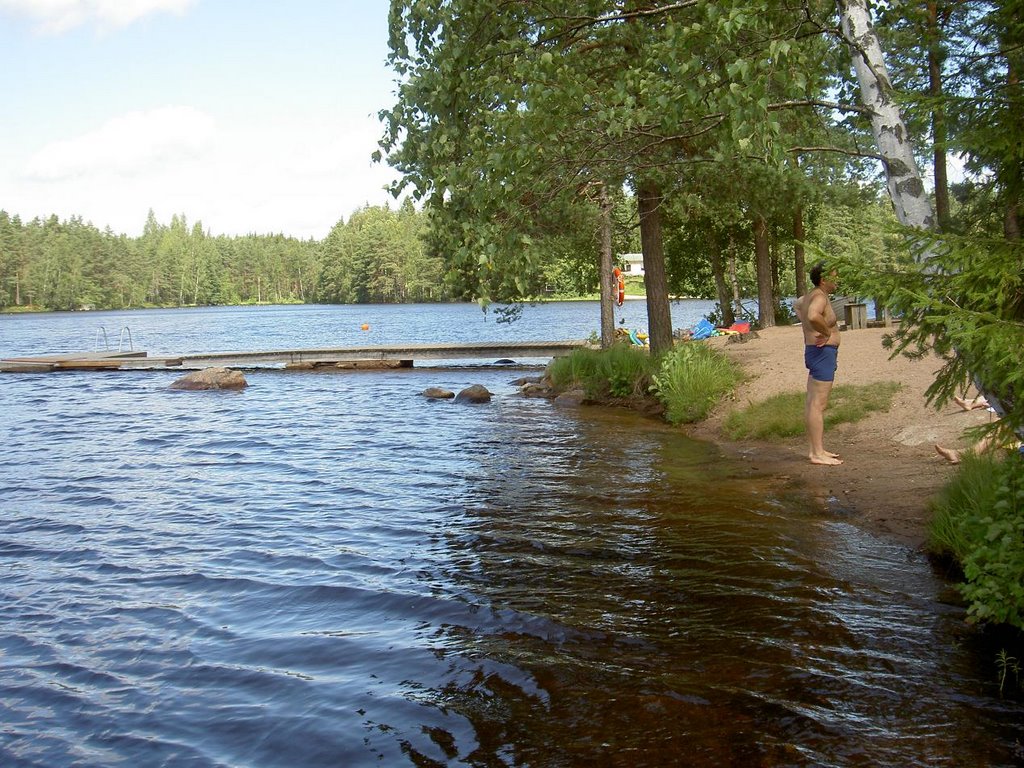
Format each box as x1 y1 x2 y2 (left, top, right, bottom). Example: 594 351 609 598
684 325 992 550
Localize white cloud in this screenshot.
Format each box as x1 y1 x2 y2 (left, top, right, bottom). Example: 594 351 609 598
0 0 195 33
9 106 401 239
23 106 217 180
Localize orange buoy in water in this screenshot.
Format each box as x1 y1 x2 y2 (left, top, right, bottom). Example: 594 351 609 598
360 323 370 331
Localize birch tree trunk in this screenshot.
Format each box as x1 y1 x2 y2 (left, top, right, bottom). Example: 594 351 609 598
836 0 936 235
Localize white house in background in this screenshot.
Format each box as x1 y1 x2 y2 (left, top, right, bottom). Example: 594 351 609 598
619 253 645 276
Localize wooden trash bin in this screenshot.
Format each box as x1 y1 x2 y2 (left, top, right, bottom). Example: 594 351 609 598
844 303 868 330
874 300 893 326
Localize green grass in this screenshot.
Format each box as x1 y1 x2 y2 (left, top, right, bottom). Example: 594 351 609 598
723 381 902 440
548 343 657 399
650 343 744 424
928 450 1024 631
548 341 741 417
928 450 1004 562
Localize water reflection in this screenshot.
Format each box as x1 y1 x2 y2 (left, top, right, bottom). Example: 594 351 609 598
414 402 1024 766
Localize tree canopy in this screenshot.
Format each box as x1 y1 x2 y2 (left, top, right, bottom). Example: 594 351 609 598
377 0 1021 427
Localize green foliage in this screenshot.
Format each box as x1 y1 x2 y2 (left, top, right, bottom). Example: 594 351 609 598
549 341 742 417
839 229 1024 438
930 451 1024 631
548 344 657 400
379 0 843 313
0 204 445 312
929 451 1007 562
650 343 743 424
723 381 901 439
802 193 903 271
317 201 443 304
959 452 1024 629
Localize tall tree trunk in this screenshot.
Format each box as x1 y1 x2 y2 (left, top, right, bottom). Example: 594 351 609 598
710 246 734 327
598 184 616 348
753 214 775 328
1004 58 1021 241
794 205 807 297
728 238 742 319
769 230 781 321
837 0 935 233
927 1 951 232
637 180 674 354
1005 200 1021 241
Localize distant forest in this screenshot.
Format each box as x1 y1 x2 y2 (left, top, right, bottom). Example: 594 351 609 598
0 188 903 315
0 199 451 311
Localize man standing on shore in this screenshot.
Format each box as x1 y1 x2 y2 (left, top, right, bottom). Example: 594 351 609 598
793 261 843 466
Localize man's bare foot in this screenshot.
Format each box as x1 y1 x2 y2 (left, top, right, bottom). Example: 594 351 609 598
809 454 843 465
935 444 961 464
825 450 841 459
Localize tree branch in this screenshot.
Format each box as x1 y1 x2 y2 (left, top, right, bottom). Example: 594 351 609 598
768 98 868 114
787 145 884 160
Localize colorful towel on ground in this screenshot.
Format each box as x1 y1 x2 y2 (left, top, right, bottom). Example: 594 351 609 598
691 318 715 340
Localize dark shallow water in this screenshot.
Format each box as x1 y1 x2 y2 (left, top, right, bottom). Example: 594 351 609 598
1 305 1022 766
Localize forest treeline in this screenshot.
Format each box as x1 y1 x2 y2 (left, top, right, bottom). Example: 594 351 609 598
0 200 448 312
0 187 901 313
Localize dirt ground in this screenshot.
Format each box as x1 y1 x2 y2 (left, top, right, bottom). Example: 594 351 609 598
684 324 993 550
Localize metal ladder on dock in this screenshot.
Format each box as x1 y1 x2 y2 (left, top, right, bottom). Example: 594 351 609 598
94 326 134 354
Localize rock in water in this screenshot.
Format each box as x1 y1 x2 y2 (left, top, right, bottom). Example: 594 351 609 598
170 367 248 391
454 384 492 403
423 387 455 399
553 388 586 407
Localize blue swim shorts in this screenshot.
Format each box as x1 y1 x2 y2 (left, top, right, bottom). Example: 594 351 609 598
805 345 839 382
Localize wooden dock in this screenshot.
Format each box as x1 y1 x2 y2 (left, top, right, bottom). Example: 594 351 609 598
0 340 593 373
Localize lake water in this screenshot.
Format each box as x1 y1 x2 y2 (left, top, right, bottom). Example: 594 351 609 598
1 302 1022 767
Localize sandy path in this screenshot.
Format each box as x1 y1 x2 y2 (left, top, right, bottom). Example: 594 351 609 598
685 324 992 549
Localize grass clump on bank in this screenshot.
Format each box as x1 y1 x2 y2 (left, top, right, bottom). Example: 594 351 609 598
547 341 741 421
722 381 901 440
650 343 744 424
548 343 657 400
928 449 1024 632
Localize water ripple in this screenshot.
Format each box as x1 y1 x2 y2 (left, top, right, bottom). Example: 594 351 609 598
1 307 1023 766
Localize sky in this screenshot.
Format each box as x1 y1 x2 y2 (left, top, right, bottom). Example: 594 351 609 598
0 0 403 240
